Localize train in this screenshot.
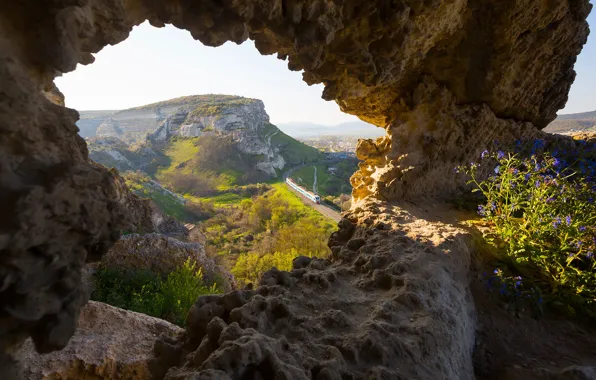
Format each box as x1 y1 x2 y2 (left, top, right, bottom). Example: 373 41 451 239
286 178 321 204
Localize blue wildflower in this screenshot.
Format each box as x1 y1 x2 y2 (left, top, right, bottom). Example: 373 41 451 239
453 167 460 174
552 217 562 229
497 151 505 160
553 158 560 167
481 150 489 159
524 173 531 181
477 205 486 216
494 165 500 174
579 226 586 232
565 216 572 226
535 180 541 188
587 251 594 259
512 169 519 175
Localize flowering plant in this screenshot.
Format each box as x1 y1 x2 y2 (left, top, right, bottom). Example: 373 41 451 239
461 149 596 306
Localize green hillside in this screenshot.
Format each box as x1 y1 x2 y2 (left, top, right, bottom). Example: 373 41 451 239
261 123 323 166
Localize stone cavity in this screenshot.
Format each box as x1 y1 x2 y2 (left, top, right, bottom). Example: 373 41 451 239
0 0 592 379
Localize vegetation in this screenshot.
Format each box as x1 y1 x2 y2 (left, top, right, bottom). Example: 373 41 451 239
291 158 357 197
128 94 257 112
124 171 215 222
92 259 219 326
460 140 596 316
200 184 336 286
262 123 324 166
155 135 273 193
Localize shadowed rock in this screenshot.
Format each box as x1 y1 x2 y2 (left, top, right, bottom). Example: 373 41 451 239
0 0 592 379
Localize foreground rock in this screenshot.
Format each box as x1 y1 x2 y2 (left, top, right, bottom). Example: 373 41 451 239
21 301 183 380
154 202 596 380
100 233 235 291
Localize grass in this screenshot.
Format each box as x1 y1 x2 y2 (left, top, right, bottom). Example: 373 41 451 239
160 138 200 173
262 123 323 165
291 162 352 198
92 259 220 326
201 192 250 205
270 183 333 221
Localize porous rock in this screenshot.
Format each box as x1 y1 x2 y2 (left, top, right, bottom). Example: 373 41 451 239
162 202 477 379
20 301 183 380
0 0 592 379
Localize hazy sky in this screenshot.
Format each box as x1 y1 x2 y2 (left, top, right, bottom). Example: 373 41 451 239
56 12 595 124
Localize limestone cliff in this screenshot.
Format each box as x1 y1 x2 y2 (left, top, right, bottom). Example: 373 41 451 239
146 96 287 177
86 95 310 178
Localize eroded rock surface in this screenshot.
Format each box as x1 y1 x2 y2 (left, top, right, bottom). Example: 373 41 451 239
21 301 183 380
0 0 592 379
157 202 477 379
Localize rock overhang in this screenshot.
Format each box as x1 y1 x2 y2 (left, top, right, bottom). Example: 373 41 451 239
0 0 593 378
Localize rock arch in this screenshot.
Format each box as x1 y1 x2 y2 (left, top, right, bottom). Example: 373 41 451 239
0 0 591 378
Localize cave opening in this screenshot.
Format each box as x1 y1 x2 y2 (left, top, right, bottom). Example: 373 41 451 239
1 2 594 379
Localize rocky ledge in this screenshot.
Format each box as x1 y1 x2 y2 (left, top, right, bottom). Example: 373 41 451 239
20 301 183 380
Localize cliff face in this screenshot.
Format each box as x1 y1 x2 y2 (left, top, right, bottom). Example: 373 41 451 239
0 0 592 379
147 97 286 176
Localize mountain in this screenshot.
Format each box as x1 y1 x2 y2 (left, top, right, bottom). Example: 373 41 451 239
276 120 386 138
77 110 118 137
83 95 323 191
545 110 596 134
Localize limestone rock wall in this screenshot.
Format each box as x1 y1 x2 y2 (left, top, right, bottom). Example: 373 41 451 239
0 0 591 379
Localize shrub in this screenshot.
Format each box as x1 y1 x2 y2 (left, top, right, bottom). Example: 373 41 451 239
92 258 219 326
461 150 596 310
232 249 301 286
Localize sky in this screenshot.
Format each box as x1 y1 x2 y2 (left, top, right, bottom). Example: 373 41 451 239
56 12 595 124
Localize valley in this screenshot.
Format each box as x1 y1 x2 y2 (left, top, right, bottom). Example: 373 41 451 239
80 94 349 291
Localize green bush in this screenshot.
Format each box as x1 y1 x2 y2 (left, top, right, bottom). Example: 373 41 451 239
461 150 595 309
92 259 219 326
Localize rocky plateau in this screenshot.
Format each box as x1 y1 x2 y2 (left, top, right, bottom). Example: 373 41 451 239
0 0 594 380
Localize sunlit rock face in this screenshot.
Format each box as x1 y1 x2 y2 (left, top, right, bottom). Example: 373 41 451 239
0 0 591 379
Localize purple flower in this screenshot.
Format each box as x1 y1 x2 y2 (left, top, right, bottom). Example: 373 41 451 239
481 150 489 159
535 163 541 171
453 167 460 173
546 197 555 203
512 169 519 175
553 158 560 167
524 173 531 181
497 151 505 160
587 251 594 259
579 226 586 232
494 165 501 174
552 217 562 229
565 216 572 226
535 180 541 188
477 205 486 216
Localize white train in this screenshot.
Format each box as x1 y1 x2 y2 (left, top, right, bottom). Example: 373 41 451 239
286 178 321 204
